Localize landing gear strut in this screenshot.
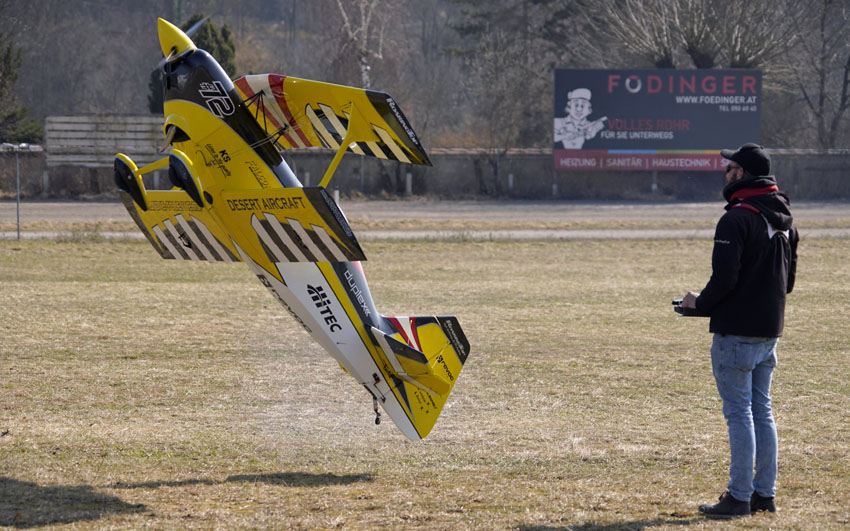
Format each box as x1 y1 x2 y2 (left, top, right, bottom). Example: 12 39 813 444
373 397 382 425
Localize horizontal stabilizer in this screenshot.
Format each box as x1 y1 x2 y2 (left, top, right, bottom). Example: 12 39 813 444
118 189 241 262
371 326 450 396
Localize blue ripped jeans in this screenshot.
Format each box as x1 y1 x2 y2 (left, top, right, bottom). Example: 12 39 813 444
710 334 779 502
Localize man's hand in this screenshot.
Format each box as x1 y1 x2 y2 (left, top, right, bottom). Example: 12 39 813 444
682 291 699 309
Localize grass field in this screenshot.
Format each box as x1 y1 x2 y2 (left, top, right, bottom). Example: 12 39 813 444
1 234 848 529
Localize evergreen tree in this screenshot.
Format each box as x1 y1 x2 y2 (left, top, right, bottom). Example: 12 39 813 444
148 14 237 114
0 32 42 143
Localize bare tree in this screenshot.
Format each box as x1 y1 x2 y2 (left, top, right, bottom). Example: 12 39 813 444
398 1 465 137
675 0 722 69
716 0 800 68
333 0 391 88
586 0 680 68
4 0 848 154
460 28 545 194
581 0 799 70
7 0 161 116
451 0 563 143
787 0 850 148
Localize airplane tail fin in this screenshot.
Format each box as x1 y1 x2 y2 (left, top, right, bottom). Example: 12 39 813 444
370 316 470 438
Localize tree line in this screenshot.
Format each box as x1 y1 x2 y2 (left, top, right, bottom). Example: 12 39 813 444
1 0 848 154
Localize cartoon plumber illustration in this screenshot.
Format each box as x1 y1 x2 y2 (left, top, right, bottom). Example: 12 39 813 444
554 88 607 149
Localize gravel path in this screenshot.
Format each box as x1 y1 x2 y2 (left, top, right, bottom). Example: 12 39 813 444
1 199 847 240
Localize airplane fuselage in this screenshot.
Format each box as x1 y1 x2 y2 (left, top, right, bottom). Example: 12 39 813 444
116 18 469 440
160 45 428 439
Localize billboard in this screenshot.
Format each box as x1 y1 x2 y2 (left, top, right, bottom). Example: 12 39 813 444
554 69 761 171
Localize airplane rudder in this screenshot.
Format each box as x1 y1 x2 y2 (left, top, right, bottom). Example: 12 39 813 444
407 315 469 395
436 315 470 365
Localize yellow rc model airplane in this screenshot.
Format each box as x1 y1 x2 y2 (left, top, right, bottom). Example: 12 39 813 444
114 18 470 440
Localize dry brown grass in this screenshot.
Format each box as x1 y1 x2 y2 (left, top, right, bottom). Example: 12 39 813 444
0 220 139 233
1 237 848 529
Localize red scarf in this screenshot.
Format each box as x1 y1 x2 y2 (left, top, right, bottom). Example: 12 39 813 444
730 185 778 202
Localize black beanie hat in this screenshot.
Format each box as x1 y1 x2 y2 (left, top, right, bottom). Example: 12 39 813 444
720 143 770 176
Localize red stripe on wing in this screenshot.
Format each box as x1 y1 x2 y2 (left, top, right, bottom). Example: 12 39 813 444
267 74 313 148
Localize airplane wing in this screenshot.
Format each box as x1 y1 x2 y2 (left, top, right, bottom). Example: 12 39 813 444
233 74 431 166
119 190 241 262
220 186 366 265
119 185 365 265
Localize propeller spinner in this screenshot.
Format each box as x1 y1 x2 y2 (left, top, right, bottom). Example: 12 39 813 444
157 18 197 63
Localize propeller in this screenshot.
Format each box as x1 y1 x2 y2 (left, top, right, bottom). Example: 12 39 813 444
185 15 211 37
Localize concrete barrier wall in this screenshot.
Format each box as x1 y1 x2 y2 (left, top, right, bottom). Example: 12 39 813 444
4 114 846 200
2 148 849 201
247 149 850 200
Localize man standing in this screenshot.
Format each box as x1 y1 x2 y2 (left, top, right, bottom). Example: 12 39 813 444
680 143 798 519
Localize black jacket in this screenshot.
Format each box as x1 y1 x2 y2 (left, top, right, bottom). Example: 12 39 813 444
695 175 799 337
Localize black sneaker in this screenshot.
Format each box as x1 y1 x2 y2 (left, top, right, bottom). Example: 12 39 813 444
699 491 751 519
750 492 776 513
